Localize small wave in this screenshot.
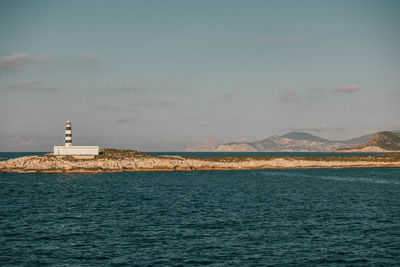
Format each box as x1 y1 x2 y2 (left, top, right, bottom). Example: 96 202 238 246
261 171 400 185
318 175 400 185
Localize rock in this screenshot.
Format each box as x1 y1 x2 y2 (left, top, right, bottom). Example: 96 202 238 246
1 149 400 173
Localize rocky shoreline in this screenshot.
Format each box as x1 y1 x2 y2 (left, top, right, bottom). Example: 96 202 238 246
334 146 400 153
1 149 400 173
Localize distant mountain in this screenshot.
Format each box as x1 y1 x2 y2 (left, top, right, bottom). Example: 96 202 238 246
281 132 330 142
214 132 372 152
340 131 400 152
338 133 373 146
186 131 399 152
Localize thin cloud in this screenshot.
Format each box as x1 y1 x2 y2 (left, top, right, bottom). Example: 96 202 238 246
386 90 400 96
286 124 346 133
78 54 103 61
117 86 148 92
0 53 50 71
95 104 140 113
36 85 59 92
92 85 149 93
10 79 59 92
134 100 175 107
223 93 234 101
213 93 235 103
280 91 298 102
13 79 43 88
306 87 327 101
255 36 304 44
8 136 36 147
334 83 360 92
208 92 235 104
311 87 326 92
114 118 140 123
96 104 117 111
3 135 58 149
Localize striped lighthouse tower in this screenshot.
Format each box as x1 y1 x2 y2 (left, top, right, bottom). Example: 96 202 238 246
65 120 72 146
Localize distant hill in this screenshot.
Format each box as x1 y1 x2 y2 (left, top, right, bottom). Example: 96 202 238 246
213 132 373 152
186 131 399 152
281 132 330 142
340 131 400 152
338 133 374 146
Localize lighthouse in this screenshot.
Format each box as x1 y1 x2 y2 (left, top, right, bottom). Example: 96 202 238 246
65 120 72 146
53 120 99 156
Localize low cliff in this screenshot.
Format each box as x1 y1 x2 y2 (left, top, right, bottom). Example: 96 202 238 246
1 149 400 173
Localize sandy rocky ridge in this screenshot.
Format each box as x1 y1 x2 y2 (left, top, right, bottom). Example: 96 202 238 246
1 149 400 173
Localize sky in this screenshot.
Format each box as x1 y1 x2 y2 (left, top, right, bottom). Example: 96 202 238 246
0 0 399 151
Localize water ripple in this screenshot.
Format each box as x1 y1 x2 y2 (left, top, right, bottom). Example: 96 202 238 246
1 168 399 265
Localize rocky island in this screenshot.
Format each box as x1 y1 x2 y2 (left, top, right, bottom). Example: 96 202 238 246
1 148 400 173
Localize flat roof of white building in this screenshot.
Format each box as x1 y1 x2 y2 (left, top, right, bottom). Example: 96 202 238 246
54 146 99 155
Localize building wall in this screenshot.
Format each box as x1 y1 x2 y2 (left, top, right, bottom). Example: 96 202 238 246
54 146 99 155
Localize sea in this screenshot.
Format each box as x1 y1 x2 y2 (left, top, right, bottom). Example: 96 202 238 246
1 152 399 266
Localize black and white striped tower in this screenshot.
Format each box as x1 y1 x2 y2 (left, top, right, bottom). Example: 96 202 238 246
65 120 72 146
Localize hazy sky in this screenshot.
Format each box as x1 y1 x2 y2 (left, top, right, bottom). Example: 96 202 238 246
1 0 399 151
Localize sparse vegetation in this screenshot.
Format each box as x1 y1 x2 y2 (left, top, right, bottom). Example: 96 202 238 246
185 153 400 163
95 148 151 160
2 149 400 173
11 148 400 163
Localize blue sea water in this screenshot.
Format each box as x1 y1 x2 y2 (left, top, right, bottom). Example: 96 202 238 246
0 152 48 161
1 153 400 265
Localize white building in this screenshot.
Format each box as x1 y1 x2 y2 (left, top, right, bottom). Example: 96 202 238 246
53 120 99 156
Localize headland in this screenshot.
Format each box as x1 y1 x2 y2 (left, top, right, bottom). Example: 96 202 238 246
1 149 400 173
